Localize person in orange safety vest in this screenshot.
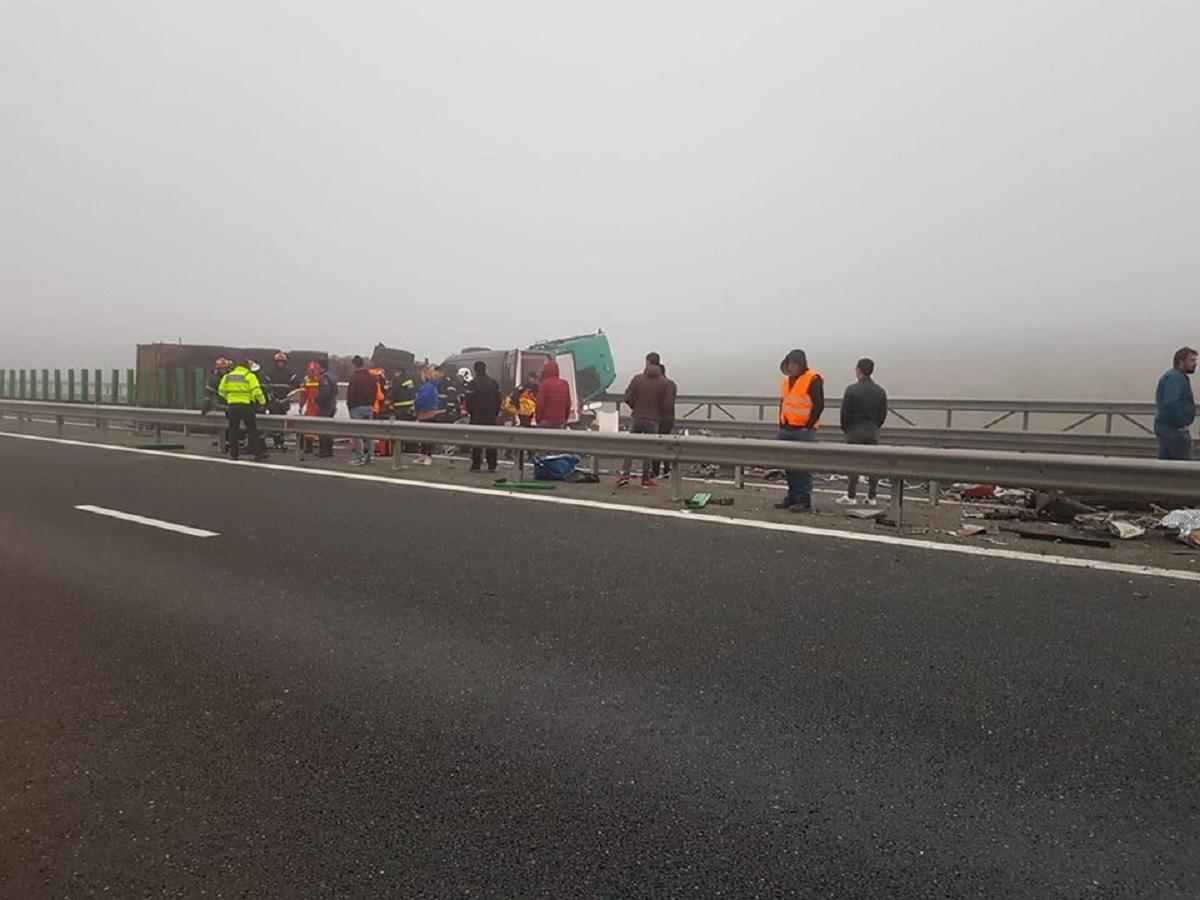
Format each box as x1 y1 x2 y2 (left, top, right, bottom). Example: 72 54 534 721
776 348 824 513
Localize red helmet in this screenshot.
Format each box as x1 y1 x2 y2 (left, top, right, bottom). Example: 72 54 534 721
305 361 321 375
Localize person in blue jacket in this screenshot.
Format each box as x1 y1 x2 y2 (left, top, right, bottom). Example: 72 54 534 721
1154 346 1197 460
413 365 442 465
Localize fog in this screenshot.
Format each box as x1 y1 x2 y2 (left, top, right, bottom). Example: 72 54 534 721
2 1 1197 400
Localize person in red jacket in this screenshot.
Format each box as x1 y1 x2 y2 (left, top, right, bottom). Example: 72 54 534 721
535 360 572 428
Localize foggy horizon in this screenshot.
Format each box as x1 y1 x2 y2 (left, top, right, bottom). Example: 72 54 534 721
3 2 1197 401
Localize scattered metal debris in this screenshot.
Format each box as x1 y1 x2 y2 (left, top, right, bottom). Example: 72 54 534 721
953 524 988 538
999 525 1112 548
1157 509 1200 548
1108 520 1146 541
846 508 887 520
1033 491 1098 524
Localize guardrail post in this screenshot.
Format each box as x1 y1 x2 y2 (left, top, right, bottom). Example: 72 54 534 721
734 464 745 489
889 477 905 525
55 415 64 435
1021 411 1030 431
670 461 683 500
391 435 401 469
154 423 163 443
945 410 953 428
928 480 940 507
217 423 227 455
1104 414 1113 435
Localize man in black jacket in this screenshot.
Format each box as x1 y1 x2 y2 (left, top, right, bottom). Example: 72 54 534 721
464 361 502 472
837 357 888 506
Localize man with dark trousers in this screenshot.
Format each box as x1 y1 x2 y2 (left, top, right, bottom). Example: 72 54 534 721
464 360 503 472
217 358 268 462
315 359 338 458
266 352 299 449
775 348 824 512
836 357 888 506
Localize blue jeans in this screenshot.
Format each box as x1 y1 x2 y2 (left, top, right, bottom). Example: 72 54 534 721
1155 422 1193 461
350 405 374 459
779 425 817 505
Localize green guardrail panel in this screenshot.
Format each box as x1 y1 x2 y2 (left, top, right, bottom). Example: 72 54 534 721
67 369 76 402
175 368 187 409
18 369 26 399
194 367 206 407
127 369 135 405
111 369 119 405
157 368 168 407
42 369 49 400
0 370 6 398
54 369 62 401
80 369 89 403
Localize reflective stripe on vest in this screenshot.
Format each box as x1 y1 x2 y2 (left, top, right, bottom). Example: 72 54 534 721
780 370 820 428
220 368 261 405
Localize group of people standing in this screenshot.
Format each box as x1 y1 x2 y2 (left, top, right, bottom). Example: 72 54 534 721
207 352 339 461
343 355 577 470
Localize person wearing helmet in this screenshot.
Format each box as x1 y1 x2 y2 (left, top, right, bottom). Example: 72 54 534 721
434 365 464 423
218 358 268 461
265 351 299 450
297 361 323 454
202 356 233 415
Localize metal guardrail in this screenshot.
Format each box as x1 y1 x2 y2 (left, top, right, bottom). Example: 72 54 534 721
602 393 1177 435
4 400 1200 510
658 418 1158 458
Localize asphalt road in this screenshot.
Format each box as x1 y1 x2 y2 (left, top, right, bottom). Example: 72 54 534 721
2 435 1198 899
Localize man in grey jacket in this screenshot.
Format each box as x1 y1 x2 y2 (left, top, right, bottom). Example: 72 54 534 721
836 358 888 506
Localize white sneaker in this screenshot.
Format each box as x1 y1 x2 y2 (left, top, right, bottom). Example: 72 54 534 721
864 497 878 506
835 495 857 506
415 455 432 466
349 458 366 467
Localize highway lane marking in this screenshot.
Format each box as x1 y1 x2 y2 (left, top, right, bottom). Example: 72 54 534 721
74 504 219 538
5 431 1197 583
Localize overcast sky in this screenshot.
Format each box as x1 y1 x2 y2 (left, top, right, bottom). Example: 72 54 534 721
2 1 1197 397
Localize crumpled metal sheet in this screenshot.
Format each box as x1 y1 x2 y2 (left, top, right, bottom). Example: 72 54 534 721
1159 509 1200 536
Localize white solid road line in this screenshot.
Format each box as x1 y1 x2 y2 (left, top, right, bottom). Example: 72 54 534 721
4 430 1197 583
75 504 219 538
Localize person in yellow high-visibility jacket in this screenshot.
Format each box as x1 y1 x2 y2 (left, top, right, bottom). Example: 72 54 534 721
218 360 268 461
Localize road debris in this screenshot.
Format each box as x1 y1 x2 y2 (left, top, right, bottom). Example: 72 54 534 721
1157 509 1200 548
999 525 1112 548
1107 520 1146 540
1033 492 1098 523
846 508 887 520
959 484 997 500
952 524 988 538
